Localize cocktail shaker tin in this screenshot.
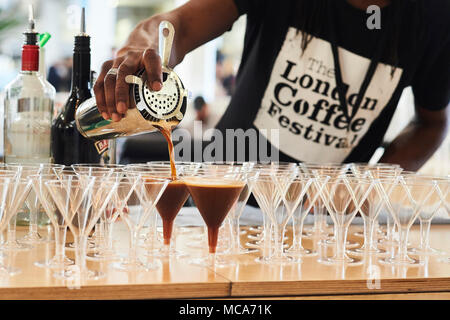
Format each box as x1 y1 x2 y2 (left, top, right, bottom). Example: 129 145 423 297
75 21 187 141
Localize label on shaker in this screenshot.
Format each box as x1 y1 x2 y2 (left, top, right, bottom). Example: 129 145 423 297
94 139 109 154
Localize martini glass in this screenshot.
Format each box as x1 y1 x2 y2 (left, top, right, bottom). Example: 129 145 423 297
436 177 450 263
317 175 369 266
350 164 403 239
228 171 260 255
5 164 64 245
251 166 298 264
286 175 328 258
183 175 245 268
347 176 392 258
301 163 350 237
199 162 257 255
1 166 40 252
70 165 114 251
30 173 74 271
407 176 447 257
0 178 13 277
378 175 432 266
125 165 192 255
46 176 118 280
310 168 360 249
113 177 169 271
86 175 133 262
0 178 32 275
145 166 191 257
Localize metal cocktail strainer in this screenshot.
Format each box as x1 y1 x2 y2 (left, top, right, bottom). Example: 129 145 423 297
75 21 187 140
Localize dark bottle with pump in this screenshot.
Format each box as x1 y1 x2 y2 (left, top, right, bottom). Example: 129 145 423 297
51 8 107 165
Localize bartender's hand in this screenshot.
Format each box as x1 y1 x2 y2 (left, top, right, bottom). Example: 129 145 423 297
93 0 238 122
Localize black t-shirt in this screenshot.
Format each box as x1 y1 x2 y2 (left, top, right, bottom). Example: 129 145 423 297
214 0 450 164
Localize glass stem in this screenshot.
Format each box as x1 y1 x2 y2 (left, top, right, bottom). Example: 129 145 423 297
129 230 139 265
419 219 432 251
398 226 409 263
231 216 240 253
7 216 17 244
105 221 114 253
334 225 347 262
273 223 283 259
54 225 67 264
365 219 377 252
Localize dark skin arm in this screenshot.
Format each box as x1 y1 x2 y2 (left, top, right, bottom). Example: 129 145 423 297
380 100 449 171
93 0 239 122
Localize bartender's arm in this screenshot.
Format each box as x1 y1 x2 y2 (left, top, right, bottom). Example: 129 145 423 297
380 102 449 171
93 0 238 122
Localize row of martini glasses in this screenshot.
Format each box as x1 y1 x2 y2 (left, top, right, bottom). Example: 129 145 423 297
0 161 448 283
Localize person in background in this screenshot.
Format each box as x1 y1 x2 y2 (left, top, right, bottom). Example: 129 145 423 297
216 50 236 96
194 96 211 125
94 0 450 171
48 56 72 92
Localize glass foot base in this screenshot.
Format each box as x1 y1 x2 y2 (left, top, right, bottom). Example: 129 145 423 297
0 241 33 252
112 259 160 272
65 241 95 251
20 232 45 245
408 246 445 256
34 256 74 269
378 255 424 266
254 255 295 265
286 247 318 257
0 266 21 276
188 256 236 268
317 255 363 266
348 246 387 256
322 239 360 249
86 251 121 262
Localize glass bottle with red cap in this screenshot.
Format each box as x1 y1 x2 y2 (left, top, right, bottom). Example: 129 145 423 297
2 5 55 164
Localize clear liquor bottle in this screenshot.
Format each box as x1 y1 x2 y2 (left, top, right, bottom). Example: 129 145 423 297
3 12 54 164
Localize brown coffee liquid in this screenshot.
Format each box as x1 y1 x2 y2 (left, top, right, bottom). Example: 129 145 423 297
157 125 177 180
155 180 189 244
186 182 245 253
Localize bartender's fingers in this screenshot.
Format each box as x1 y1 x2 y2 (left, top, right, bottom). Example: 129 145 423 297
104 57 125 122
115 52 140 115
93 60 113 120
142 48 163 91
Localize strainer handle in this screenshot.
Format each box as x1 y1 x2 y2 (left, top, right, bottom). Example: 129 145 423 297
159 20 175 68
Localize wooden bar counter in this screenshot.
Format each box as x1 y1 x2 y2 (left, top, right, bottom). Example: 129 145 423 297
0 222 449 300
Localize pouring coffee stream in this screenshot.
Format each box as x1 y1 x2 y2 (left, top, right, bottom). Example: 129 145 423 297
75 21 187 178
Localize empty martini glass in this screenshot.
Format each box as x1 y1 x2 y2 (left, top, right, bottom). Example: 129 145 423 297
0 177 13 276
406 176 447 257
310 168 360 249
378 175 433 266
301 163 350 237
317 175 370 266
183 175 245 268
228 170 260 255
30 173 74 271
436 177 450 263
347 176 392 258
0 177 32 275
4 164 64 247
286 175 328 258
46 176 118 280
350 163 403 239
113 177 169 271
251 166 298 264
70 165 114 251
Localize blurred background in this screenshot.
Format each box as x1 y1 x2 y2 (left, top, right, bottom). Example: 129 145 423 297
0 0 448 174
